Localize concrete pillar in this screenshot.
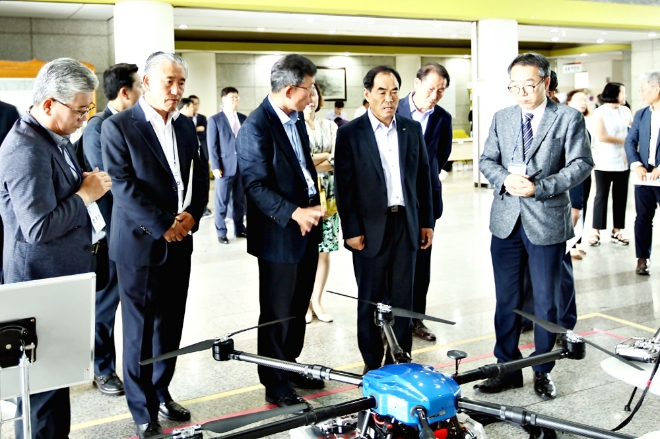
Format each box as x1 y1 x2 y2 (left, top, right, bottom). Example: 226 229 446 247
182 52 218 118
396 55 421 97
114 1 174 72
471 19 518 185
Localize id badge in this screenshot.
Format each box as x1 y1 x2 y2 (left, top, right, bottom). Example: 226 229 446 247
508 163 527 175
87 201 106 234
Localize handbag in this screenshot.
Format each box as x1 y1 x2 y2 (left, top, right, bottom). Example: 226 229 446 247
318 177 337 216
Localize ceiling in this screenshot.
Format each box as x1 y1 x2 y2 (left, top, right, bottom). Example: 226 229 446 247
0 1 657 54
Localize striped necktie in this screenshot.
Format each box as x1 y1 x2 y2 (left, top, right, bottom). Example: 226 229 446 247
522 113 534 159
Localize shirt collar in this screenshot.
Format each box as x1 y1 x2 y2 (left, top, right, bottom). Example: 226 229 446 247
522 96 548 120
268 95 298 126
223 109 238 119
650 105 660 114
138 96 180 125
409 92 435 116
107 103 119 115
367 107 397 132
33 116 69 148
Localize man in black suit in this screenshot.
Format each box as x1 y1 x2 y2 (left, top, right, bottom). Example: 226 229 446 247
102 52 208 438
0 58 111 439
335 66 434 371
208 87 248 244
0 99 20 282
236 54 324 408
190 94 212 218
82 62 142 397
396 63 452 342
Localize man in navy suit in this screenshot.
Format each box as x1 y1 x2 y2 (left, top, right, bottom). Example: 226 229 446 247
236 54 324 408
335 66 434 371
0 58 111 439
190 95 212 218
208 87 248 244
82 62 142 397
396 63 452 342
102 52 208 438
625 70 660 275
0 99 20 282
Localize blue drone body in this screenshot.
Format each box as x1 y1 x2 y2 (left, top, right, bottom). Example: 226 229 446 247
361 363 461 426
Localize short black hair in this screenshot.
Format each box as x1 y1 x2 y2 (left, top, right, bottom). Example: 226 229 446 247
270 54 317 92
549 71 558 92
102 63 138 101
362 99 368 105
178 97 193 110
507 52 550 79
188 95 199 101
334 100 344 108
221 87 239 98
598 82 625 104
363 65 402 91
416 63 450 88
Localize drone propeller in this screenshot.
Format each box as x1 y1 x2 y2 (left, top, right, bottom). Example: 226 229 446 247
140 317 294 366
328 290 455 325
513 310 644 371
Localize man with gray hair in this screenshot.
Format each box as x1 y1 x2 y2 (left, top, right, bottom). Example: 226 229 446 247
102 51 208 438
625 70 660 275
476 53 592 399
0 58 111 439
237 54 324 408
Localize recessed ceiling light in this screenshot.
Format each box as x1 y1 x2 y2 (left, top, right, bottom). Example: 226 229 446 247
178 24 188 29
434 23 443 29
581 53 588 57
550 29 558 33
463 55 470 59
343 52 350 57
392 31 400 36
649 32 657 38
328 29 336 34
367 21 375 25
306 18 315 23
450 34 457 38
257 27 265 32
551 36 559 42
596 38 605 43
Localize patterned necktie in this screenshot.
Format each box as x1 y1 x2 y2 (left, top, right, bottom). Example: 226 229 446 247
231 115 240 138
522 113 534 159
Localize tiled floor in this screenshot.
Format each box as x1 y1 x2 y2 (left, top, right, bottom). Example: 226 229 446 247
2 169 660 439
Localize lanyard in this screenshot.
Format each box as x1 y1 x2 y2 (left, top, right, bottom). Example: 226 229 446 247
510 121 525 163
62 144 83 180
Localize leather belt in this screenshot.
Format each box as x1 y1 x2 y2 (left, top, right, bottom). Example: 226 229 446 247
387 205 405 213
91 238 106 255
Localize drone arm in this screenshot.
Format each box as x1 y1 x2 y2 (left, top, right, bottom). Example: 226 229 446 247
218 398 376 439
381 321 412 364
413 407 436 439
457 398 635 439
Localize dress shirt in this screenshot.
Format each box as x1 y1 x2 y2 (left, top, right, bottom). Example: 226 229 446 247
192 114 197 126
138 97 185 213
408 92 435 135
521 97 548 136
267 95 317 196
325 110 347 121
224 110 241 137
107 103 119 115
367 108 405 207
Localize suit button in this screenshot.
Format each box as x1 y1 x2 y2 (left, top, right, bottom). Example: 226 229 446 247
172 187 177 191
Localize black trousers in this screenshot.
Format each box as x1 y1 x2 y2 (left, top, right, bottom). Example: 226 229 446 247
257 240 318 398
15 389 70 439
592 170 629 230
412 244 432 315
353 210 416 369
214 174 246 237
634 185 660 259
116 241 191 424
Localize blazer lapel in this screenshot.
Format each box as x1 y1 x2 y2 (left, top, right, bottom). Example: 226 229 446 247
359 115 386 187
173 116 191 186
131 105 174 180
264 99 306 183
396 115 409 172
525 100 558 164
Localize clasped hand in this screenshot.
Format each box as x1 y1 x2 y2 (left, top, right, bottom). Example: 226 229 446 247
503 174 536 197
76 168 112 206
634 166 660 182
163 212 195 242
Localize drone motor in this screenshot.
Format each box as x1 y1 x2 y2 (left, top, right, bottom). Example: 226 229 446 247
615 337 660 363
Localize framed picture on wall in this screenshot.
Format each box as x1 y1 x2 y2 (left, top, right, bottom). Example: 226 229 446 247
315 67 346 101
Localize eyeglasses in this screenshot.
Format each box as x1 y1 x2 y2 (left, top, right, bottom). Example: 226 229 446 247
294 84 315 93
508 79 544 96
52 99 96 119
640 85 659 94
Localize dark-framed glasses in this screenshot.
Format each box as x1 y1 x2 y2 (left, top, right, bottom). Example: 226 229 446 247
294 84 315 93
508 79 544 95
52 98 96 119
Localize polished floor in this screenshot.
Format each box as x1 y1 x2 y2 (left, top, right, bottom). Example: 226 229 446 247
2 168 660 439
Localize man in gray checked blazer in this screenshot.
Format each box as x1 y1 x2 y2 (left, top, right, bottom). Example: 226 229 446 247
476 53 593 400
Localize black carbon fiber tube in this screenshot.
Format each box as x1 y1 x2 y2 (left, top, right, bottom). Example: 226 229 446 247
454 350 565 385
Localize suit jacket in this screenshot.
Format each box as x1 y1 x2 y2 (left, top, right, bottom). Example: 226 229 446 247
101 102 209 266
82 105 114 230
397 95 453 219
334 113 434 259
479 99 593 246
236 97 321 264
0 100 20 146
625 106 660 167
208 110 247 177
0 112 92 282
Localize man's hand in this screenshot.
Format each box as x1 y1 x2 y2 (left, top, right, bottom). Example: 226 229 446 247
650 167 660 181
503 174 535 197
212 168 223 179
346 235 365 251
175 211 196 234
291 206 324 236
420 228 434 249
76 168 112 206
634 166 647 181
162 219 188 242
196 126 205 133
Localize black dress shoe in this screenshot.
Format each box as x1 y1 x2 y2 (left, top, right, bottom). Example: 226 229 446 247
473 373 523 394
93 372 124 396
533 372 557 399
412 319 436 341
265 391 310 410
218 236 229 244
236 231 248 238
637 258 650 275
136 421 162 438
158 400 191 422
290 372 325 389
202 208 213 218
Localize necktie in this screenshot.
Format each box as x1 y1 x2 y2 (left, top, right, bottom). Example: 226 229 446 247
522 113 534 159
284 121 303 163
61 140 81 182
231 115 240 138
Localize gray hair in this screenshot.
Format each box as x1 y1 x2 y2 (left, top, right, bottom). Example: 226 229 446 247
144 51 188 77
270 54 317 92
32 58 98 105
507 52 550 79
640 70 660 86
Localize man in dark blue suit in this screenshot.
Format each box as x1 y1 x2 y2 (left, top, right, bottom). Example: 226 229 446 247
102 52 208 438
335 66 434 371
82 62 142 397
190 94 212 218
0 99 20 282
208 86 248 244
396 63 452 342
625 70 660 275
236 54 324 407
0 58 111 439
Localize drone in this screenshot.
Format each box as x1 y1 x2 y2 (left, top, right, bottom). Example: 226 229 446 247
141 293 656 439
